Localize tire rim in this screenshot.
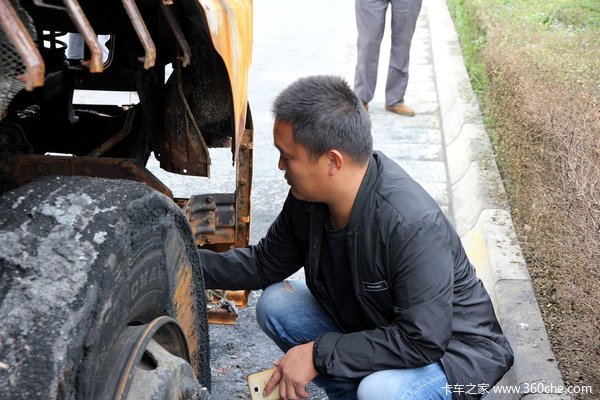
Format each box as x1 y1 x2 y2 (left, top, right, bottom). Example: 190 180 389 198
103 316 207 400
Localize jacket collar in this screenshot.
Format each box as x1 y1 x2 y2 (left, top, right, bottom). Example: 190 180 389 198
347 152 379 230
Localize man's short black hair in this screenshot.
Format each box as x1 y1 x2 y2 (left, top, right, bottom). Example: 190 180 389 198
272 75 373 164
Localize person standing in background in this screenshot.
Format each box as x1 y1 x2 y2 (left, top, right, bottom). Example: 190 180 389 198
354 0 422 116
67 33 110 63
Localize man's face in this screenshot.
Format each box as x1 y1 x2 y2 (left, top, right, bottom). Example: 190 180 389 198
273 119 329 202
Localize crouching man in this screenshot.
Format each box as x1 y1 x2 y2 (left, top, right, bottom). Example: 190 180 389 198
199 75 513 400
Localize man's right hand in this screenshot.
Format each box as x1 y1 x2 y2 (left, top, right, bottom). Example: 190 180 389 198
264 342 317 399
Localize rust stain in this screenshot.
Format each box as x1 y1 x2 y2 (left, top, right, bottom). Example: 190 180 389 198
197 0 252 157
173 254 201 376
207 308 238 325
224 290 249 307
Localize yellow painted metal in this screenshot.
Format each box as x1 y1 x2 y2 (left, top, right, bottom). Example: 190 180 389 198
197 0 253 156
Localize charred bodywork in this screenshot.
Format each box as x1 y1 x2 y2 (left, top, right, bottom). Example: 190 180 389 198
0 0 253 395
0 0 253 251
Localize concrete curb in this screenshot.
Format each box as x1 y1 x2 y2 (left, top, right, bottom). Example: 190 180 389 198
427 0 569 398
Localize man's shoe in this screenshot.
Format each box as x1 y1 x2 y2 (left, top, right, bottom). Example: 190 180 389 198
385 103 415 116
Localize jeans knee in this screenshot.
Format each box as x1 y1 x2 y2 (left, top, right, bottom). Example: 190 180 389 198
356 373 380 400
256 281 300 332
357 364 450 400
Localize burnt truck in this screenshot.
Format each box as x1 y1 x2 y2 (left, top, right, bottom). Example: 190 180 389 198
0 0 254 398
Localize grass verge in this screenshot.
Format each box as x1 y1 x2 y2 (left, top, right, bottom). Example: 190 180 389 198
445 0 600 397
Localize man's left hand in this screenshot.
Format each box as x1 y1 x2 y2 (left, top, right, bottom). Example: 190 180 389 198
264 341 318 400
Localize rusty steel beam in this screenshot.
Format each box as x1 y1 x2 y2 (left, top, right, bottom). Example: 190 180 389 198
234 126 253 249
122 0 156 69
0 154 173 198
160 2 191 67
231 126 253 311
178 119 254 323
0 0 45 90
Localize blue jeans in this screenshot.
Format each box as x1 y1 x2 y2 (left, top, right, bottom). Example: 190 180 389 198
256 281 453 400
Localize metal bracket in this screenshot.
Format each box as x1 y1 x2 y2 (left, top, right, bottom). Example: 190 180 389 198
0 154 173 197
122 0 156 69
87 109 135 157
182 193 235 246
160 1 191 67
163 62 210 176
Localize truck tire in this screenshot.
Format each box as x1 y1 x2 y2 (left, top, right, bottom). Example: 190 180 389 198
0 176 209 399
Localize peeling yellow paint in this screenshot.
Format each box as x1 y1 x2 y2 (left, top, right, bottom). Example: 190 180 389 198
197 0 253 155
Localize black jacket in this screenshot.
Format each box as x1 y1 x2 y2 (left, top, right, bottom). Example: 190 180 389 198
199 152 513 399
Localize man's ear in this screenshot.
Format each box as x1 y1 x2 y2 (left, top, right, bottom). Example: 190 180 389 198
327 149 344 176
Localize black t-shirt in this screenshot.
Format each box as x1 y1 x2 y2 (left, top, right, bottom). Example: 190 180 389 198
319 219 368 333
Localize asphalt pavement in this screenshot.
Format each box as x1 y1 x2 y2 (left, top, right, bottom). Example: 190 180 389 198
148 0 567 398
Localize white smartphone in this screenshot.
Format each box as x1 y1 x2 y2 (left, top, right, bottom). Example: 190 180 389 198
247 368 281 400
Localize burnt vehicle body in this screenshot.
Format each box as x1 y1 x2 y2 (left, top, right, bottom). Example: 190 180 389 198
0 0 253 397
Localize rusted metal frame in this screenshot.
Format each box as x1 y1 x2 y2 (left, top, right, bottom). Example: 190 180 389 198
234 126 253 248
159 1 191 67
0 154 173 197
178 142 253 244
162 62 210 176
87 109 136 157
180 191 250 323
181 193 243 324
0 0 45 90
226 124 254 311
34 0 105 73
121 0 156 69
62 0 103 72
183 193 235 246
207 119 254 321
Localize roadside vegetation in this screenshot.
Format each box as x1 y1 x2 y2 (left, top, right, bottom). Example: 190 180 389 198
446 0 599 396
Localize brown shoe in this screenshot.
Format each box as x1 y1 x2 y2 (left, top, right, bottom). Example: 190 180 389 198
385 102 415 116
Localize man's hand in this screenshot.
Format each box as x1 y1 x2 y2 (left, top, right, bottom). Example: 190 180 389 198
264 341 318 400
